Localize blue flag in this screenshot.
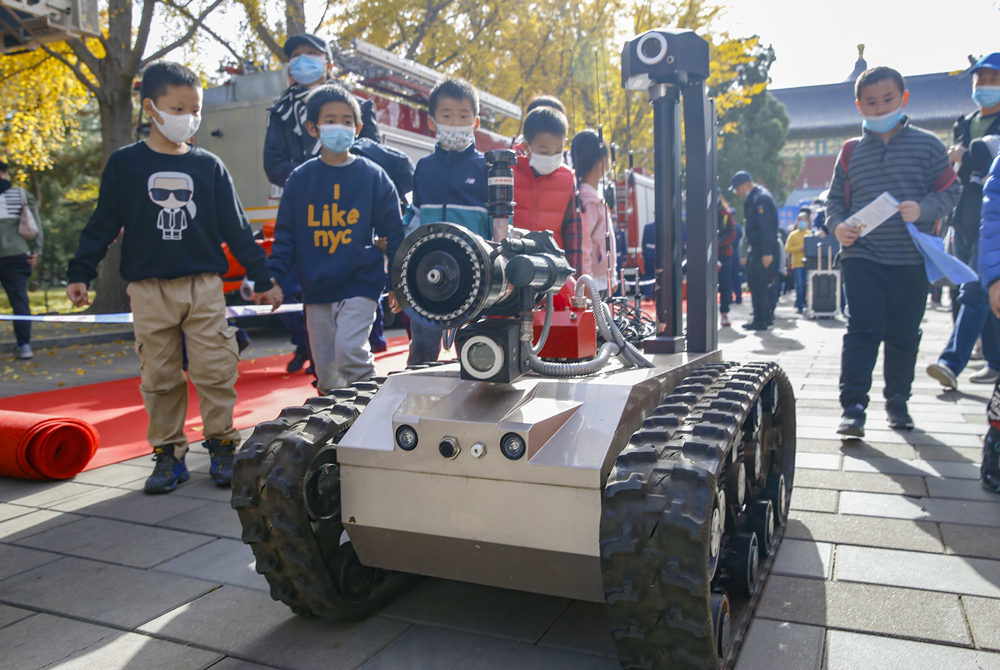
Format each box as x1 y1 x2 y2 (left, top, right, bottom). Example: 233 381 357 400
905 223 978 285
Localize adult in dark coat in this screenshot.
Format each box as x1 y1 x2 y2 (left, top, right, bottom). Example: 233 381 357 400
731 170 778 330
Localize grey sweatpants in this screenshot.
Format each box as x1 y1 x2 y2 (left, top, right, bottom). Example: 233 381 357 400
305 297 377 393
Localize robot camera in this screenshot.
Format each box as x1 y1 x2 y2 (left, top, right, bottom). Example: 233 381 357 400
621 28 710 90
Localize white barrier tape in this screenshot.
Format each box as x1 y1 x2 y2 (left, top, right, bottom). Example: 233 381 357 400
0 303 305 324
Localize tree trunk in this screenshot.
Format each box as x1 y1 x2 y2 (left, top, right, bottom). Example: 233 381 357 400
89 82 135 314
285 0 305 37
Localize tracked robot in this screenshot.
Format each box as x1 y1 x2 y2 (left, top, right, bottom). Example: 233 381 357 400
231 28 796 669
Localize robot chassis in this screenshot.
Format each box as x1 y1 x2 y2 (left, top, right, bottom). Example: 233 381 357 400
231 28 796 670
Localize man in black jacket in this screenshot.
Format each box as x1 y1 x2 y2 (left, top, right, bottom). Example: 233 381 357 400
731 170 778 330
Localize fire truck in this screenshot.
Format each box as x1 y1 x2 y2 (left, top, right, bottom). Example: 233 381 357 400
0 0 98 53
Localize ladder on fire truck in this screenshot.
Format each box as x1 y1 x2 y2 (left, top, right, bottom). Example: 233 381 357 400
0 0 99 53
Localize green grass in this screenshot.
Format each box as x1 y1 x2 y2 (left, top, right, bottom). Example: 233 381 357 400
0 288 93 314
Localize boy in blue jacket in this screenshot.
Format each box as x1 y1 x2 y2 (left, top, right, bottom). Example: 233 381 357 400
977 152 1000 492
404 78 489 365
267 83 404 393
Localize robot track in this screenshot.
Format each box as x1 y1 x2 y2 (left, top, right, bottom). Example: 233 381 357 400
230 378 416 621
600 361 796 670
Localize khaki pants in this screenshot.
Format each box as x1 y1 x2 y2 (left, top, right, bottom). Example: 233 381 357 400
128 273 241 458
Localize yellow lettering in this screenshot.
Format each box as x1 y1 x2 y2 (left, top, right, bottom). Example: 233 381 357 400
314 230 327 247
322 204 330 228
307 204 320 227
326 229 353 254
347 208 360 225
329 203 347 227
334 183 340 200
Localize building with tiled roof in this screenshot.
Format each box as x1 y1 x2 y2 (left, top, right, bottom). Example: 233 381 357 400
771 46 978 207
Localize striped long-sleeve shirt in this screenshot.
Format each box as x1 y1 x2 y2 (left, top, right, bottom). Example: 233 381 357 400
826 119 960 266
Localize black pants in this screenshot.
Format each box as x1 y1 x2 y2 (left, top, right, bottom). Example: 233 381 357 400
746 253 770 324
839 258 928 409
0 254 31 346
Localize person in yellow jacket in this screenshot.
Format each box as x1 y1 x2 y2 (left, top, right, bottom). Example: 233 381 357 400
785 208 812 313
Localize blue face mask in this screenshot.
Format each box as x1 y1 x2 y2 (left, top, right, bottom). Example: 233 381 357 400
797 220 809 230
862 105 904 133
289 54 326 85
973 86 1000 110
319 124 355 153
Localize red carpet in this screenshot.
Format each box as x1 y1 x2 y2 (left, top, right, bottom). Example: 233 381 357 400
0 335 416 471
0 410 99 479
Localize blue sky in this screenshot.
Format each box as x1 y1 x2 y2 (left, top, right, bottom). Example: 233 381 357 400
717 0 1000 89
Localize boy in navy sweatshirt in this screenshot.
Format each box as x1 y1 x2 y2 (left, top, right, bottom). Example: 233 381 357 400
66 62 282 494
404 78 489 364
267 83 403 393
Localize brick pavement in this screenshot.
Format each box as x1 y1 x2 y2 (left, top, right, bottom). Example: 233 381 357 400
1 295 1000 669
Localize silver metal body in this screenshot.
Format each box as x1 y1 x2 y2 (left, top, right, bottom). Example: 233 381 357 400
338 350 719 602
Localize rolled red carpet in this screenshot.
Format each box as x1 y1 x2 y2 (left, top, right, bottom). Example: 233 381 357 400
0 410 99 480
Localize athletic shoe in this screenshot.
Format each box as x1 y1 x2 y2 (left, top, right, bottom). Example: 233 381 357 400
15 343 32 359
927 362 958 390
981 426 1000 494
886 398 914 430
741 321 768 331
235 328 251 353
144 446 189 494
837 404 866 438
205 438 236 487
969 366 1000 384
721 313 731 327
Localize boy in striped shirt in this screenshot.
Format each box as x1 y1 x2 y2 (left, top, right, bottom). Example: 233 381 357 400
829 66 961 438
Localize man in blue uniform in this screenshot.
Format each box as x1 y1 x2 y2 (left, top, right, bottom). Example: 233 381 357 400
731 170 778 330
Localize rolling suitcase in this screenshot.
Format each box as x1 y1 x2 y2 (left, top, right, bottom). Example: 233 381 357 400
807 244 840 318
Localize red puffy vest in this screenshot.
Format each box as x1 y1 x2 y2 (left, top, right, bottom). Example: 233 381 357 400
512 154 575 246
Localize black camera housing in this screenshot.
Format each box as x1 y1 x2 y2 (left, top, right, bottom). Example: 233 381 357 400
621 28 710 90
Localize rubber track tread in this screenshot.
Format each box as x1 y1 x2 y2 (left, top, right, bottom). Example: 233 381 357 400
600 361 796 670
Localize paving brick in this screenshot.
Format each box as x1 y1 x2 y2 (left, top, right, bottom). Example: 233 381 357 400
734 619 823 670
381 578 571 643
0 612 117 669
839 490 1000 526
53 486 209 524
157 500 244 539
0 501 33 523
139 585 411 670
0 541 61 580
792 468 927 497
835 544 1000 598
14 516 211 568
755 575 970 645
785 511 943 553
0 556 215 628
941 522 1000 560
789 487 838 513
801 438 918 460
856 429 981 448
0 604 32 630
794 452 842 471
0 508 80 541
963 595 1000 652
203 658 275 670
926 476 1000 502
0 479 104 508
825 630 1000 670
358 624 620 670
771 539 832 579
70 462 150 488
536 600 616 656
170 474 238 502
842 456 980 479
154 538 268 591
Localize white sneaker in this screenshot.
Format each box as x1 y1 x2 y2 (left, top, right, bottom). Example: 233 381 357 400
927 362 958 390
15 343 32 359
721 313 731 327
969 366 999 384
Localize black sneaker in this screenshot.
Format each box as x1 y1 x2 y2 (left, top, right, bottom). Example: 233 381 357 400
982 426 1000 494
286 348 309 373
144 446 189 494
837 404 866 438
205 438 236 487
742 321 768 331
886 398 914 430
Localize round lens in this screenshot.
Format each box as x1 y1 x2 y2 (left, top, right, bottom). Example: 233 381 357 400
395 425 418 451
467 341 496 372
500 432 526 460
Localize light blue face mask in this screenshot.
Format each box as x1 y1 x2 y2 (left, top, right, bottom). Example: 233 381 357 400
862 105 904 133
319 124 355 153
973 86 1000 110
289 54 326 85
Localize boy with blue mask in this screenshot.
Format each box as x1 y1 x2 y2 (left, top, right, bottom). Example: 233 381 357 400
926 53 1000 391
829 66 961 438
266 83 403 394
402 78 489 365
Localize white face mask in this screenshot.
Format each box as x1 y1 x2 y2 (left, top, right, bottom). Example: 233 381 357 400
151 102 201 144
436 124 476 151
529 152 562 175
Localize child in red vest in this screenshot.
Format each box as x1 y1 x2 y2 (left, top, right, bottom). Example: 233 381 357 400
512 107 582 276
